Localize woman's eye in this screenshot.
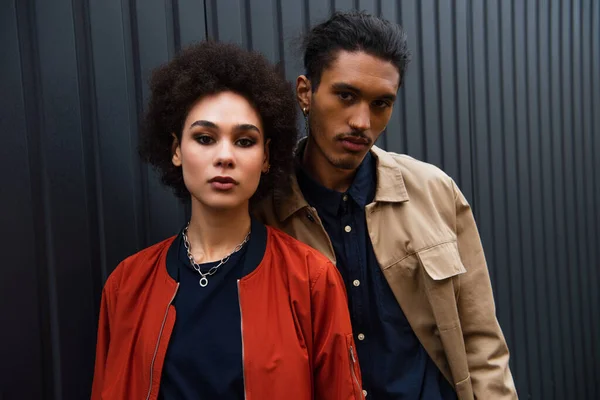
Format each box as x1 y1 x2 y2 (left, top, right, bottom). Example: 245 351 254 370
236 138 255 148
196 135 214 145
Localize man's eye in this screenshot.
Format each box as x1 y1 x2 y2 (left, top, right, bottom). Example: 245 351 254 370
236 138 255 147
196 135 214 145
338 92 355 101
373 100 391 109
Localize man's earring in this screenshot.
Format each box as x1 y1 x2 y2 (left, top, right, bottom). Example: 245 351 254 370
263 164 270 174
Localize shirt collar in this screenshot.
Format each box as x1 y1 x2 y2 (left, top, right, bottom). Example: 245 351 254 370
273 138 409 222
296 147 376 214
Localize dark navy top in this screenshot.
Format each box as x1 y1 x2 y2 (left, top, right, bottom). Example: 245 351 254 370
297 152 456 400
159 219 267 400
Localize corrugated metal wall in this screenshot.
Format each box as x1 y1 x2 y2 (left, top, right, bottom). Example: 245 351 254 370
1 0 598 399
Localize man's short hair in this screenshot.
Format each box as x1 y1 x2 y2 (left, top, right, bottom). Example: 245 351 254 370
302 11 412 90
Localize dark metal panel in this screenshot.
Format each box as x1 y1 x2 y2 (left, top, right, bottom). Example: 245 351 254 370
0 2 45 399
469 0 496 299
550 0 576 397
177 0 207 47
590 1 600 396
280 0 305 83
437 0 460 185
525 0 552 397
579 0 598 395
33 0 99 397
400 0 425 159
358 0 376 15
88 0 145 278
571 2 593 399
212 0 247 45
249 0 281 62
486 0 515 368
135 0 187 245
453 0 473 203
537 2 566 397
308 0 331 25
379 0 402 153
500 1 530 395
334 0 354 12
419 0 442 168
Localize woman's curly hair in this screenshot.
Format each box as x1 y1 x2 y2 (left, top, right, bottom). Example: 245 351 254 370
139 40 298 203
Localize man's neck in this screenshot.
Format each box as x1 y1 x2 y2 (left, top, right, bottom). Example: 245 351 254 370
301 138 358 193
186 200 252 263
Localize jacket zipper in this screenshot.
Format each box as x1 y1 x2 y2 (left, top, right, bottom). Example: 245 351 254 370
145 283 179 400
349 346 364 399
237 280 247 399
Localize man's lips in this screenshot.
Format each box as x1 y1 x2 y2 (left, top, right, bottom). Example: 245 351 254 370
338 136 370 152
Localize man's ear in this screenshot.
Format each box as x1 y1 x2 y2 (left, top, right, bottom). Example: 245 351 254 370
296 75 312 113
171 133 182 167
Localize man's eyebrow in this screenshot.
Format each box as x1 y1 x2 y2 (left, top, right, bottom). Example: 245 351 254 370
331 82 396 102
332 82 361 94
190 120 218 129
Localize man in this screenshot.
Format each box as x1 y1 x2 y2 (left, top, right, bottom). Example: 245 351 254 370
255 11 517 400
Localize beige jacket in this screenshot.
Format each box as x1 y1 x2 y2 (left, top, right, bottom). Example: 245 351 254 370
254 144 517 400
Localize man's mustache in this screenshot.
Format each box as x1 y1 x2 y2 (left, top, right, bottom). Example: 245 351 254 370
334 131 372 144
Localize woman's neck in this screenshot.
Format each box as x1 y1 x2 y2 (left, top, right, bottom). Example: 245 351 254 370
186 200 252 263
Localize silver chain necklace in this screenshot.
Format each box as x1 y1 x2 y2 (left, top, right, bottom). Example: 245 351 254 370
182 223 251 287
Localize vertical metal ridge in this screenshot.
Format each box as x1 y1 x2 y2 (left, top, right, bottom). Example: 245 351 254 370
275 0 285 70
126 0 151 247
525 0 546 396
510 0 533 393
560 0 583 395
416 0 427 160
14 1 57 398
466 0 477 216
164 0 176 57
591 1 600 396
243 0 252 50
433 0 444 168
581 2 600 395
548 0 568 395
71 0 106 328
170 0 181 52
572 1 593 398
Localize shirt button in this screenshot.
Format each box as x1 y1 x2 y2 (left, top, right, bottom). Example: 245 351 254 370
344 225 352 233
357 333 365 341
342 194 349 201
353 279 360 287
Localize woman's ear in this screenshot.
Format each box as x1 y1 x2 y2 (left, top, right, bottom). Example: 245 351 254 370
171 133 182 167
262 138 271 173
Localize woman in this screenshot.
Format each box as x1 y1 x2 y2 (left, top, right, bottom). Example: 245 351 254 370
90 41 363 399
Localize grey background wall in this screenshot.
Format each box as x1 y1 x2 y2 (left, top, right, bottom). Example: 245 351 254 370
1 0 599 399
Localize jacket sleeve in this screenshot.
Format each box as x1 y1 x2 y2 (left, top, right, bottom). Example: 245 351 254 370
311 261 364 400
453 180 518 399
90 279 115 400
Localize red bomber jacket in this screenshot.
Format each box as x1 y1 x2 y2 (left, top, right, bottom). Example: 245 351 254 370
91 221 364 399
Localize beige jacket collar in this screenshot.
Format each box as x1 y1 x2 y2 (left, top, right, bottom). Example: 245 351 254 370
273 138 409 222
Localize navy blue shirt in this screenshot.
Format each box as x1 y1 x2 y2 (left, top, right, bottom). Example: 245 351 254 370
297 152 456 400
159 228 250 399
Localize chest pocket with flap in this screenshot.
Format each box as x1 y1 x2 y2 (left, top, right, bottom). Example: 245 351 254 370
416 241 467 330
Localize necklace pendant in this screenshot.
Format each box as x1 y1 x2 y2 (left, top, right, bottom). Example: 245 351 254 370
199 277 209 287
